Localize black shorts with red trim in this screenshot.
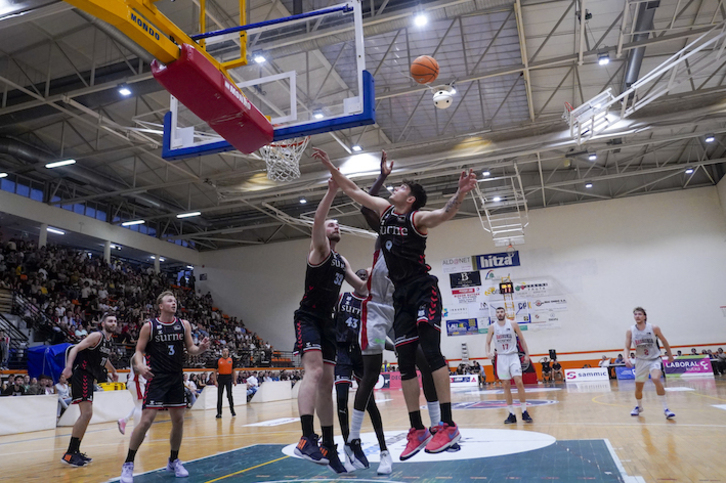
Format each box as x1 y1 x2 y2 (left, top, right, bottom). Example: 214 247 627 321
334 342 364 384
143 372 186 409
71 369 96 404
293 309 336 364
392 274 442 347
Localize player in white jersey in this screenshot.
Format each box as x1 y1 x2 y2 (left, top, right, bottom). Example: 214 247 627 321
485 307 533 424
624 307 675 419
118 364 146 435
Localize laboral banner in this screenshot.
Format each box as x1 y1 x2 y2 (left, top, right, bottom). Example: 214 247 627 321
564 368 609 383
664 356 714 378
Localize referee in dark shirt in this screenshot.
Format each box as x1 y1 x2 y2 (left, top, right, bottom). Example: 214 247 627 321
215 347 236 418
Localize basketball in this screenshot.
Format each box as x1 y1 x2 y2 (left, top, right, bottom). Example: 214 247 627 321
411 55 439 84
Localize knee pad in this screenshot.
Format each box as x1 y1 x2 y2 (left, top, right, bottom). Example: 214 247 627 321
419 325 446 372
397 342 418 380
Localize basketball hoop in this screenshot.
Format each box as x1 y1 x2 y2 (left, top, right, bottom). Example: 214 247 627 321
563 101 574 123
261 136 310 182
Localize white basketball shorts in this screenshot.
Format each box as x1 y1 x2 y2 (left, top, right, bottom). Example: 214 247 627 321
635 358 662 382
497 352 523 380
359 300 394 355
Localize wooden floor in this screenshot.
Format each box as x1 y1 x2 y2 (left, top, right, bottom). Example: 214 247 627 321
2 376 726 483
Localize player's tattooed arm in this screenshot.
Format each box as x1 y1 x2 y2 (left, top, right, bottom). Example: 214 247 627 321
415 169 476 229
443 195 462 213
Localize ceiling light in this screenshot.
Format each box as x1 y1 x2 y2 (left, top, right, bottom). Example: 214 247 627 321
313 109 324 120
588 153 597 161
0 173 7 178
45 159 76 169
585 182 593 188
159 257 165 262
253 54 266 64
47 227 65 235
122 220 145 226
492 196 502 202
414 13 428 27
118 84 132 96
187 265 194 270
685 168 694 174
386 186 393 192
299 197 307 204
482 170 491 177
177 211 201 219
705 133 715 143
352 145 362 152
598 53 610 66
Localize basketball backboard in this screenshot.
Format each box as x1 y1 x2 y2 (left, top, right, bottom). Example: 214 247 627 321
161 0 373 160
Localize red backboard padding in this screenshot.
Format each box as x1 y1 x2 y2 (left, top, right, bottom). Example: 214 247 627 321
152 44 274 154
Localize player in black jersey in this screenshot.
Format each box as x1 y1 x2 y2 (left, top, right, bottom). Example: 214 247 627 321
315 147 477 457
120 291 209 483
61 312 118 467
334 268 388 472
293 177 368 474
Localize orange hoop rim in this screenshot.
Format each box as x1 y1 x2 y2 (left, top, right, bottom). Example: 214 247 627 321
564 101 574 112
264 136 310 149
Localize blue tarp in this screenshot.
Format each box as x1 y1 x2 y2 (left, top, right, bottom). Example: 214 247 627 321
27 343 72 383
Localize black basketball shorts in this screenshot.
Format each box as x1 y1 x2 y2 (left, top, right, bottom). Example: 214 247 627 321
392 274 443 347
143 372 186 409
293 310 336 365
334 342 364 384
71 369 96 404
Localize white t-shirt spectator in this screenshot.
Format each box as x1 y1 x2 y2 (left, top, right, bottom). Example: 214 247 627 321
81 286 91 299
75 327 88 339
55 306 66 318
98 288 108 299
246 375 258 387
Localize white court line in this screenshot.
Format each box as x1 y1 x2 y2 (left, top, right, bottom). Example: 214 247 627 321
604 438 646 483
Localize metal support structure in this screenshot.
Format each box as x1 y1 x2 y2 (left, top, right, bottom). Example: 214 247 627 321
471 164 529 247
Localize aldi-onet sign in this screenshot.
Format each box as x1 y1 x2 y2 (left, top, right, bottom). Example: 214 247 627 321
475 251 520 270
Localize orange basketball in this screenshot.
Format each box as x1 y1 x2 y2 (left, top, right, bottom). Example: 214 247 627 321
410 55 439 84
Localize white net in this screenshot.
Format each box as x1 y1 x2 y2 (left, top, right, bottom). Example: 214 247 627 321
260 136 310 182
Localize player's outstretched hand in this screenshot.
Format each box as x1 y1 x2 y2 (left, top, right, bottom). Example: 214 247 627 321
380 150 393 176
200 337 210 352
458 168 477 194
312 147 334 170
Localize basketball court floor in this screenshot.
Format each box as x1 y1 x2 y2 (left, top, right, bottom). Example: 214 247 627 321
2 377 725 483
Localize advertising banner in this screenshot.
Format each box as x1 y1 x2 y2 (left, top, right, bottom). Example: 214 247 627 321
474 251 521 270
664 356 715 378
449 271 482 289
442 256 475 274
446 318 481 337
449 374 479 387
564 368 609 383
615 366 635 380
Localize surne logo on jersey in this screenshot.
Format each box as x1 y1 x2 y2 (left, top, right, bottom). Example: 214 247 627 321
155 333 184 343
380 225 408 236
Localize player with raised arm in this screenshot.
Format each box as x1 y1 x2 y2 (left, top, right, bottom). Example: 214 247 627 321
120 291 210 483
293 177 368 474
624 307 675 419
484 307 533 424
61 313 118 467
314 147 477 459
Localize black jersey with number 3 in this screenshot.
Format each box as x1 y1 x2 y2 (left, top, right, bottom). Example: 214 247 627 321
73 332 113 381
335 292 365 344
379 205 429 285
145 318 186 375
298 250 347 319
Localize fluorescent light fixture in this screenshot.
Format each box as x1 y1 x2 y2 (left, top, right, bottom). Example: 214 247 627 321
585 182 593 188
0 173 7 178
482 170 491 177
386 186 393 192
414 13 428 26
45 159 76 169
177 211 201 219
187 265 194 270
150 256 165 261
253 54 266 64
46 227 65 235
705 133 715 143
598 53 610 66
121 220 145 226
118 85 132 96
492 196 502 202
352 145 362 152
685 168 694 174
299 197 307 204
588 153 597 161
313 109 324 120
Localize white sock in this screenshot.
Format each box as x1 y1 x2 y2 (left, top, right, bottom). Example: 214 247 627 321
508 405 515 415
636 398 642 409
348 409 365 442
658 394 669 411
520 402 528 414
427 401 441 427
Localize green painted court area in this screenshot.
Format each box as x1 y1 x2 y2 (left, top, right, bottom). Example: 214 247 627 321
125 440 628 483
